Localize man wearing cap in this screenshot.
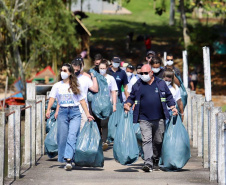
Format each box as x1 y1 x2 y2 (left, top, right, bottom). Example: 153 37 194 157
146 50 156 64
165 53 181 86
108 57 129 102
124 64 177 172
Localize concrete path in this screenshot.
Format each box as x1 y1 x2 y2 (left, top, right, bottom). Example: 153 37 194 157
5 144 217 185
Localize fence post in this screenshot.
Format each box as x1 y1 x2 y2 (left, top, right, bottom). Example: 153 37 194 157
183 50 188 88
163 52 167 66
203 101 214 168
192 93 198 148
197 95 205 157
8 106 21 179
0 112 5 185
36 95 46 156
26 83 36 100
218 112 226 185
187 88 192 139
210 107 222 181
24 100 36 167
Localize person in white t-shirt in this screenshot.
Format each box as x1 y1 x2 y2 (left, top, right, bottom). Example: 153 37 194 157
163 68 184 121
46 63 94 171
127 64 143 93
71 57 98 131
98 59 118 149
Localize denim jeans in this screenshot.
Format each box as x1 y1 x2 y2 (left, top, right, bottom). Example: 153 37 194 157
57 106 81 163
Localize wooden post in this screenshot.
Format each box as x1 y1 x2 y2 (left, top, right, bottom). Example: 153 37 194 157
203 46 212 102
8 105 21 179
187 88 192 139
210 107 221 181
36 95 46 156
192 93 198 148
203 101 214 168
0 112 5 185
197 95 205 157
26 83 36 100
218 112 226 185
183 50 188 88
24 100 36 167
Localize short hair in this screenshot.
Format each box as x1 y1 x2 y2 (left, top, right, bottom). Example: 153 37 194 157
71 57 83 68
99 59 109 68
151 56 163 66
94 54 102 61
167 53 174 57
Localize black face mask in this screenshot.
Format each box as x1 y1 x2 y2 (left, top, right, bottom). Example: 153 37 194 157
75 70 80 76
94 65 99 73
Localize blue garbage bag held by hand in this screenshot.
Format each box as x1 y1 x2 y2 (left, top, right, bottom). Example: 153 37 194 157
175 74 188 109
74 120 104 167
44 119 58 158
159 115 190 171
107 99 123 142
133 123 144 159
113 112 139 165
89 69 113 120
46 112 56 133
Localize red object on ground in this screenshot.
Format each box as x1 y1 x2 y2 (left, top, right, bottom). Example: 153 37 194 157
145 38 151 50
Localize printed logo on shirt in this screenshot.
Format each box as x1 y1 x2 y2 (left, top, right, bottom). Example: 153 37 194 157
116 76 121 81
155 87 159 93
162 92 165 95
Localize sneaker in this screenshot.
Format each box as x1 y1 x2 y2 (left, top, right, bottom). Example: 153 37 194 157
102 142 108 151
142 165 153 172
64 161 72 171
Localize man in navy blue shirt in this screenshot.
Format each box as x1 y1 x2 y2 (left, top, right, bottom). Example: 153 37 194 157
108 57 129 102
124 64 178 172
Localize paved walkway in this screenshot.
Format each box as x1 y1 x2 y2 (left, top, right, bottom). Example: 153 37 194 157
5 143 217 185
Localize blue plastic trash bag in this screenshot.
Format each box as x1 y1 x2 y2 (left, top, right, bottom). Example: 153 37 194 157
107 100 123 142
175 74 187 109
88 69 113 120
74 121 104 167
133 123 144 160
44 119 58 158
113 113 139 165
45 100 58 110
159 115 190 171
46 112 56 133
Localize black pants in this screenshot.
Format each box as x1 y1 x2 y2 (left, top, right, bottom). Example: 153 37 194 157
93 114 109 143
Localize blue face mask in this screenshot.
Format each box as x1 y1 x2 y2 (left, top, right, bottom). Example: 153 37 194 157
112 62 120 68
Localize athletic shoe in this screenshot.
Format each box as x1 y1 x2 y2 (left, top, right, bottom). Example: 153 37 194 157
142 165 153 172
64 162 72 171
102 142 108 151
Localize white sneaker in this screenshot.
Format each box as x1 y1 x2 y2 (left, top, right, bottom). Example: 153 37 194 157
64 162 72 171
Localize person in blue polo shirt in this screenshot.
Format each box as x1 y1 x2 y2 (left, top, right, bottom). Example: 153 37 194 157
124 64 178 172
108 57 129 102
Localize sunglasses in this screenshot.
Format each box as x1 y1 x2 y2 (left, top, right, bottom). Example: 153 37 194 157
166 59 173 61
140 71 150 75
60 69 68 73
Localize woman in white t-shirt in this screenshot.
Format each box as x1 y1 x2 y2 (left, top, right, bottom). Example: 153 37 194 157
163 68 184 121
46 63 94 171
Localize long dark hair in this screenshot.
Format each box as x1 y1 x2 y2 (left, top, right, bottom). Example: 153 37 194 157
59 63 80 95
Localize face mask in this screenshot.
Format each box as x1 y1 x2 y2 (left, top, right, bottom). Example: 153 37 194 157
61 72 69 80
75 70 80 76
152 68 161 73
165 81 171 86
126 72 133 77
99 69 106 75
166 60 174 66
141 74 151 82
112 62 120 68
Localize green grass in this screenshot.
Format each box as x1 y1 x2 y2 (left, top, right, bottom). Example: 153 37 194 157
222 105 226 112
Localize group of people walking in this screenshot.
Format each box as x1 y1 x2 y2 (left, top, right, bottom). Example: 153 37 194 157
46 50 185 172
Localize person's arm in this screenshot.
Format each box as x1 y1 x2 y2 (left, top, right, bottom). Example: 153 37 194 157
174 76 180 87
80 99 94 121
177 99 184 121
123 84 129 99
112 90 117 112
46 97 55 118
164 83 178 116
55 104 60 119
89 73 98 93
190 81 195 91
124 84 136 111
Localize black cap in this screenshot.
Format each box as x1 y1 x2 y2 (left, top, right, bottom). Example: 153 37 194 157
126 64 135 70
146 50 156 56
112 57 121 63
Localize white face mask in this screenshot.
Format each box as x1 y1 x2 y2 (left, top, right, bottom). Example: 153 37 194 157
112 62 120 68
126 72 133 77
152 68 161 73
165 81 171 86
61 72 69 80
99 69 106 75
166 60 174 66
141 74 151 82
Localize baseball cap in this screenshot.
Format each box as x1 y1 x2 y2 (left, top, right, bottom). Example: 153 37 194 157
112 57 121 63
146 50 156 56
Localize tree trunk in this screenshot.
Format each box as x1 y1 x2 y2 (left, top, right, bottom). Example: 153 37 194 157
169 0 175 26
180 0 191 49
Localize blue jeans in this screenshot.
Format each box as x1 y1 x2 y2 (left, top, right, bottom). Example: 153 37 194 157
57 106 81 163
